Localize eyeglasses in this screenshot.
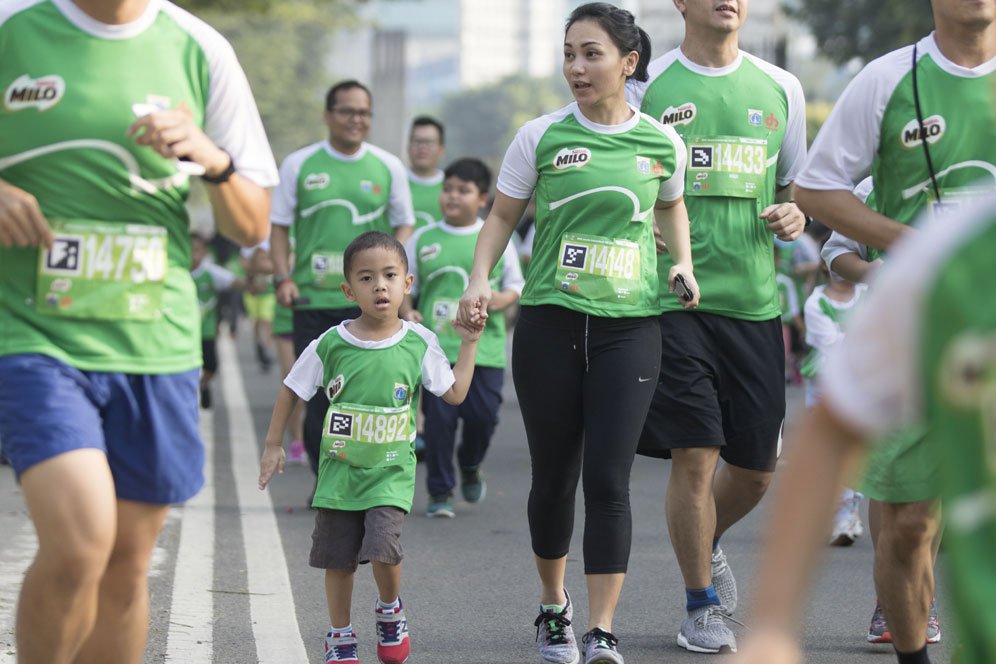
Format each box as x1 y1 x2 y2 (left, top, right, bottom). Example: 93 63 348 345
410 138 440 147
330 107 373 120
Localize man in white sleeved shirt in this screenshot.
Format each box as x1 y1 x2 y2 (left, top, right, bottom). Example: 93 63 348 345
794 2 995 654
735 193 996 664
268 79 416 477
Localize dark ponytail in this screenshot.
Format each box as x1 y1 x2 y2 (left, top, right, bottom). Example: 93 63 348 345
565 2 652 82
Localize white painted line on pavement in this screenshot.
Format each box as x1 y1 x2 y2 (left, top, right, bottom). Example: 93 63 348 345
165 407 216 662
0 519 36 664
218 336 308 663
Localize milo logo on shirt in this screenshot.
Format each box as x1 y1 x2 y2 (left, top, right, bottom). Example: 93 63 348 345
4 74 65 111
659 103 696 127
938 331 996 409
553 147 592 170
304 173 330 190
901 115 946 148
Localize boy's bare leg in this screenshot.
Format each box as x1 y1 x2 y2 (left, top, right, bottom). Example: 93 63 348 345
371 561 402 603
713 463 774 539
75 500 171 664
16 450 116 664
326 569 355 628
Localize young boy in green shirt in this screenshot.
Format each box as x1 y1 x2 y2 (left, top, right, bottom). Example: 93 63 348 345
259 231 481 664
403 158 524 517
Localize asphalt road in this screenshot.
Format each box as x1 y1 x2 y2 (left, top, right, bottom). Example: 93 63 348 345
0 332 954 663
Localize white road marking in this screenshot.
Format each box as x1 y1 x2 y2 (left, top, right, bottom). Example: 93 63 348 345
218 336 308 663
165 407 216 662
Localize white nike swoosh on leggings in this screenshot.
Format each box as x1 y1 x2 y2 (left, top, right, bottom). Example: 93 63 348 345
638 376 654 382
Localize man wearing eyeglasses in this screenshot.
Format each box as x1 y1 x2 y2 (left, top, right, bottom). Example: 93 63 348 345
407 116 446 231
270 79 416 480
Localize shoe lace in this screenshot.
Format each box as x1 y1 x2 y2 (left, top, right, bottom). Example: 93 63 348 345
377 614 402 643
327 640 357 662
586 627 618 650
534 610 572 645
697 605 750 631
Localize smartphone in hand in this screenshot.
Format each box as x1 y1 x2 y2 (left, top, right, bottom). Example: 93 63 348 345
674 273 693 303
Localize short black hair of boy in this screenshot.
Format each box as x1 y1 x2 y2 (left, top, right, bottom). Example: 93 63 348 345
410 116 445 145
443 157 491 195
343 231 409 280
325 80 372 111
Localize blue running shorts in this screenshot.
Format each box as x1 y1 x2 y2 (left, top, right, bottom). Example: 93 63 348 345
0 354 204 504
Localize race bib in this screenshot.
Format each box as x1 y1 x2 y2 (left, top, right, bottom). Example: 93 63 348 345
685 135 768 199
36 219 167 320
310 251 344 289
322 402 412 468
430 298 458 334
928 184 995 220
555 233 641 305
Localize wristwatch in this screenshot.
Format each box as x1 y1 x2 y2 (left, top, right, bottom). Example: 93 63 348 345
202 151 236 184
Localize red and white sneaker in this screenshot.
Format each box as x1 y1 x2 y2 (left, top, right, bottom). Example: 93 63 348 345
375 598 410 664
325 629 361 663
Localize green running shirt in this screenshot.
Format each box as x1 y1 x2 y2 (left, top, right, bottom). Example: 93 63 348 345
191 261 237 341
406 219 523 368
284 320 454 512
822 194 996 664
629 48 808 320
496 101 686 319
270 140 415 311
408 169 443 230
0 0 278 373
797 33 996 226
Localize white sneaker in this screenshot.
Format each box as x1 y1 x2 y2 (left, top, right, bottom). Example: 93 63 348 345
830 490 864 546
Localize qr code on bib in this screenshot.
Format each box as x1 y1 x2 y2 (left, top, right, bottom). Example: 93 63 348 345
561 243 588 269
328 412 353 437
690 146 714 169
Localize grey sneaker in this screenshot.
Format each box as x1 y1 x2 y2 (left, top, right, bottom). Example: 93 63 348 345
711 546 738 615
677 605 737 654
926 597 941 644
581 628 623 663
867 600 891 643
534 590 579 664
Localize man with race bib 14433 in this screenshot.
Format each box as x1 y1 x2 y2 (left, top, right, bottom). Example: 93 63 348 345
627 0 808 654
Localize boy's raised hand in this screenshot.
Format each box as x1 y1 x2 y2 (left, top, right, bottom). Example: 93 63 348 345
259 444 286 490
451 317 484 344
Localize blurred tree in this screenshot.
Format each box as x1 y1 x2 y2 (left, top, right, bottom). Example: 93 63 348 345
179 1 362 161
785 0 935 64
439 75 572 175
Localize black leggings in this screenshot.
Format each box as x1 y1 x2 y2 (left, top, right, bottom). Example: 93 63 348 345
513 305 661 574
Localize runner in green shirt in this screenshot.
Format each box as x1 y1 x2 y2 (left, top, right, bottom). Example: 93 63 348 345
0 0 277 660
259 231 480 664
404 158 524 518
736 193 996 664
626 0 808 653
458 5 697 662
269 79 416 486
407 116 445 230
795 1 995 657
